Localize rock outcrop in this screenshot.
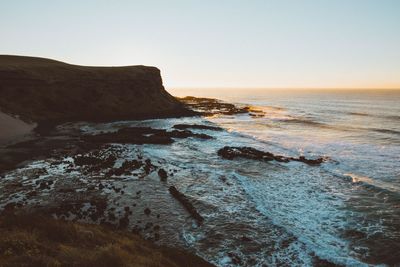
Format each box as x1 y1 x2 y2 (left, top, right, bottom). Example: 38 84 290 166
0 55 194 124
218 146 327 166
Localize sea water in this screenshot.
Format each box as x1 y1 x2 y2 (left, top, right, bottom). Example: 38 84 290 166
166 88 400 266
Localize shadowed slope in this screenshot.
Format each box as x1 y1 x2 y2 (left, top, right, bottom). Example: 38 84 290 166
0 55 193 123
0 213 215 267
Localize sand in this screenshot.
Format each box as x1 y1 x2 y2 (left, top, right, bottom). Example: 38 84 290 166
0 111 36 147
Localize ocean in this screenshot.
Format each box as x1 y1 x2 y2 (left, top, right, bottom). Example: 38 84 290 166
166 88 400 266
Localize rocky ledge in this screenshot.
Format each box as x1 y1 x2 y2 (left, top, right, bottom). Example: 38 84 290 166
218 146 327 166
178 96 265 117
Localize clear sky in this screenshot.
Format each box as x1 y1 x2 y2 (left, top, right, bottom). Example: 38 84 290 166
1 0 400 89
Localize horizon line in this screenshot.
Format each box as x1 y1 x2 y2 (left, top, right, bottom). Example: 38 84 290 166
167 87 400 90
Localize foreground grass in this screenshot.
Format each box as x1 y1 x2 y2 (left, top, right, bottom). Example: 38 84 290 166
0 213 214 267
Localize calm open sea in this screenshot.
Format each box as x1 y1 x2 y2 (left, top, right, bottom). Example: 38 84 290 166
167 88 400 266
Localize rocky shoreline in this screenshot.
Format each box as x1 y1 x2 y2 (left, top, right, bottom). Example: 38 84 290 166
0 95 333 266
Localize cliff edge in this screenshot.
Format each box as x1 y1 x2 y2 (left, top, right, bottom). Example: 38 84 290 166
0 55 193 124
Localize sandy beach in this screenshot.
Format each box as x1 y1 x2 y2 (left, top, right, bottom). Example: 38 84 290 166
0 111 36 147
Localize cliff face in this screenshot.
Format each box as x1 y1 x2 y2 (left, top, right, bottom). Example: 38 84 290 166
0 55 192 123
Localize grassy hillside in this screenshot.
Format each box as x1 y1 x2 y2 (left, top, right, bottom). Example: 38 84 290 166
0 213 214 267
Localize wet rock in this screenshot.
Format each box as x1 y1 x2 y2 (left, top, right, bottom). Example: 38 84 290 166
173 124 223 131
313 257 343 267
158 168 168 181
39 181 51 190
7 182 23 188
143 159 156 175
119 216 129 229
144 208 151 216
145 222 153 230
87 185 95 191
57 188 75 193
241 236 252 242
27 190 37 197
74 154 116 173
83 127 174 145
228 252 242 265
154 233 160 241
108 212 116 221
108 159 143 176
178 96 250 116
343 229 367 239
168 130 212 140
297 155 325 166
218 146 326 166
168 186 204 225
74 155 103 166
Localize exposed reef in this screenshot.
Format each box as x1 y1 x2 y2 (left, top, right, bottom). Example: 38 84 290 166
173 124 223 131
218 146 327 166
0 125 212 175
178 96 265 117
82 127 213 145
169 186 204 225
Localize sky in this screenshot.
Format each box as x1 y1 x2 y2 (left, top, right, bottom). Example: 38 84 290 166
1 0 400 89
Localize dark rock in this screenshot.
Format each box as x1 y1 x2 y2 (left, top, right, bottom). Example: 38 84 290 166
39 181 50 190
74 154 116 173
158 168 168 181
108 212 116 221
313 257 343 267
169 129 212 140
74 155 103 166
119 216 129 229
27 190 37 197
241 236 252 242
144 208 151 216
218 146 326 166
168 186 204 225
108 159 144 176
83 127 174 145
297 155 325 166
228 252 242 265
142 159 156 175
173 124 223 131
178 96 249 116
154 233 160 241
145 222 153 230
87 185 95 191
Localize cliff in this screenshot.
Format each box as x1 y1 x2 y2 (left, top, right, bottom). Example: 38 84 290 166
0 55 193 124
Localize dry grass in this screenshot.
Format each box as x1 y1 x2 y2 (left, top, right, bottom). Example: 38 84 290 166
0 213 214 267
